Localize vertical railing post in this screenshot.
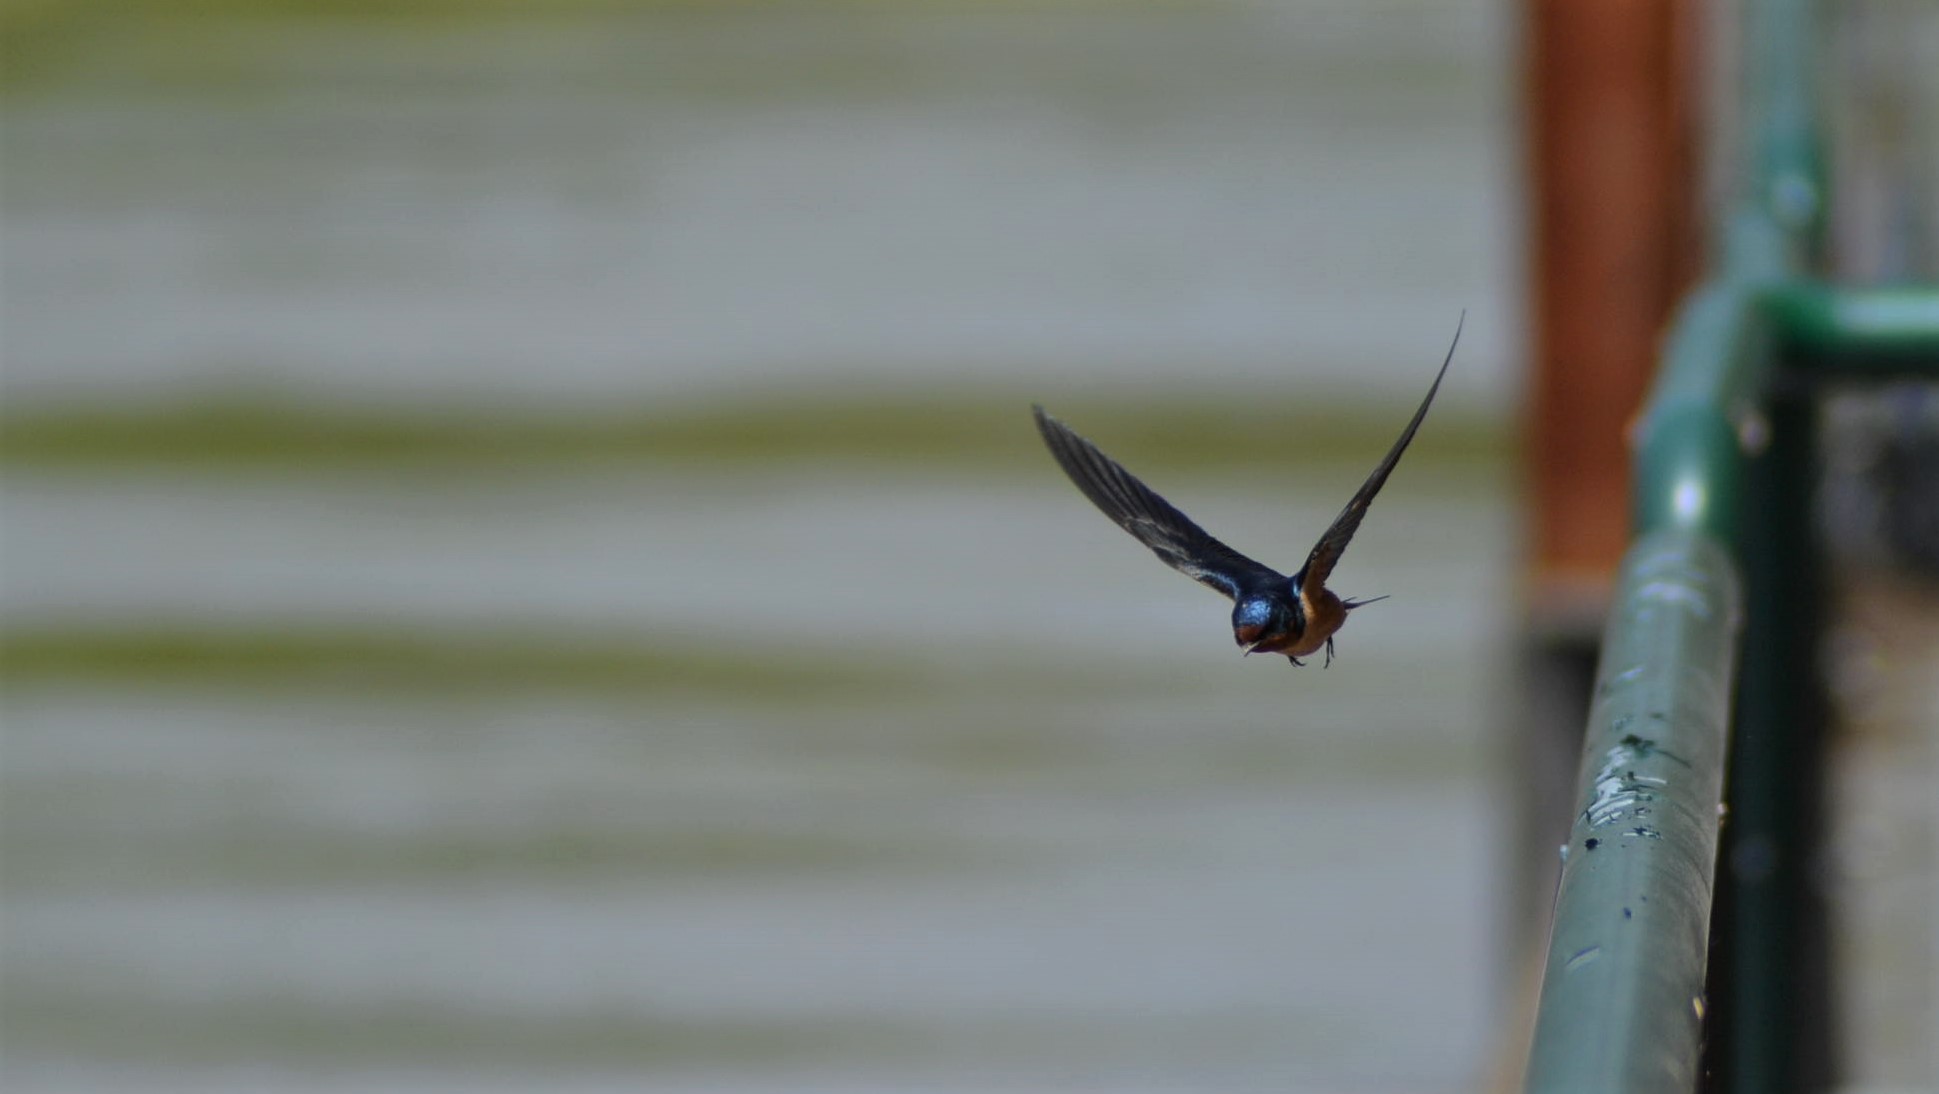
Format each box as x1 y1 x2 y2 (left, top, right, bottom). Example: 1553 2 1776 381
1699 2 1838 1089
1706 367 1837 1094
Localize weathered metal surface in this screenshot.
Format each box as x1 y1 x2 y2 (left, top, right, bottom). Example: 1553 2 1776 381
1524 530 1742 1094
1524 0 1932 1087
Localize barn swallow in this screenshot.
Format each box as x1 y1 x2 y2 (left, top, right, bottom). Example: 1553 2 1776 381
1032 316 1461 667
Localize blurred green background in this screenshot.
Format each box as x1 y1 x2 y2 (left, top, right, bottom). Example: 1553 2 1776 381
5 1 1530 1090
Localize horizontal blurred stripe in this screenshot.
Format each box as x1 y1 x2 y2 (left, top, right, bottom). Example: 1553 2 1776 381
0 394 1506 470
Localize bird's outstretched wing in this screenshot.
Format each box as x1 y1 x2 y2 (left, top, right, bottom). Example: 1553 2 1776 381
1295 314 1463 593
1033 405 1282 601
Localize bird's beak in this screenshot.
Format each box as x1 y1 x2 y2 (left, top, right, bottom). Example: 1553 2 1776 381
1234 622 1263 654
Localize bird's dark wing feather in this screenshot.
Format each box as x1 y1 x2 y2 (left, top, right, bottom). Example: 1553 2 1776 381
1033 405 1282 601
1296 314 1463 593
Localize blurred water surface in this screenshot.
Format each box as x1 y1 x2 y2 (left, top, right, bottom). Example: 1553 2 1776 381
3 3 1517 1091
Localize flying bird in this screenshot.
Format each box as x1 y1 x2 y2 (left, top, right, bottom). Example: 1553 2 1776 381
1032 317 1462 667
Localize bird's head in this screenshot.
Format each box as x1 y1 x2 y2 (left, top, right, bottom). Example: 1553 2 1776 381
1232 595 1298 654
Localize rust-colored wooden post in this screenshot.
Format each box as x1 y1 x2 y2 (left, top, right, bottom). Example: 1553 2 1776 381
1503 0 1704 1073
1526 0 1703 608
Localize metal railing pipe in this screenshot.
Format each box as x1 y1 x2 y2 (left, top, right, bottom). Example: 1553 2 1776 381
1524 530 1743 1094
1740 0 1826 267
1765 283 1939 377
1631 284 1769 545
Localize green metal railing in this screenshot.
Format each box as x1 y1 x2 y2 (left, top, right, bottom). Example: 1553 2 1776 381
1522 1 1939 1091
